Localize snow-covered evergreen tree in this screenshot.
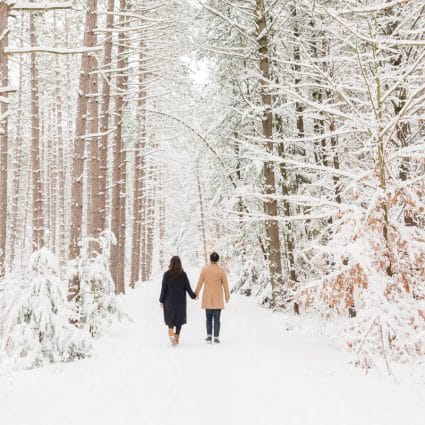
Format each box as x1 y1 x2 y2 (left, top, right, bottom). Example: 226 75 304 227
68 230 121 338
1 248 91 369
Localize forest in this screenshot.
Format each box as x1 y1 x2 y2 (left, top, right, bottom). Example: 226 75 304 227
0 0 424 383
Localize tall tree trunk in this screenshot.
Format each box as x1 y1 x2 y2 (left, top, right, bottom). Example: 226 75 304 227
0 1 9 275
99 0 114 232
275 114 298 314
10 28 24 268
70 0 98 262
159 193 165 269
63 17 73 263
30 12 44 250
87 1 101 247
130 37 146 287
47 103 56 249
256 0 283 306
111 0 128 294
143 178 154 282
53 16 66 260
197 171 208 265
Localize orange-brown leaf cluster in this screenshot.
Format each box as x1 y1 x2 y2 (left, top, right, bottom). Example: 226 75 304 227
321 263 368 314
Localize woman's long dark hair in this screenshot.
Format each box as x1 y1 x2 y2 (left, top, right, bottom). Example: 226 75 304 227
169 256 183 279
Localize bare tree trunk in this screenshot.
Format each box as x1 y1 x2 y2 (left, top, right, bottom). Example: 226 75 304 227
196 171 208 265
111 0 128 294
63 17 73 263
53 19 66 259
130 37 146 287
0 1 9 275
142 179 154 282
30 12 44 250
47 103 57 249
256 0 283 306
10 46 23 267
130 141 145 286
146 191 154 280
87 1 101 247
329 117 342 204
275 114 298 313
99 0 114 232
69 0 98 262
292 3 305 163
159 193 165 270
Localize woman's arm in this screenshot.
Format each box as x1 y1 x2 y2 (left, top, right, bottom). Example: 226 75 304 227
159 273 168 303
195 268 204 297
184 272 196 299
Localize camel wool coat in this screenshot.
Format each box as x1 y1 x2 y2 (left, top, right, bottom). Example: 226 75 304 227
195 263 230 309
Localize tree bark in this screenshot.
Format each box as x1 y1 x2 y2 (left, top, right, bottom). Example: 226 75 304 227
256 0 283 306
0 1 9 275
30 11 44 250
197 171 208 265
143 178 154 282
130 36 146 287
98 0 114 232
69 0 98 261
10 23 24 268
53 14 66 260
111 0 128 294
87 0 101 248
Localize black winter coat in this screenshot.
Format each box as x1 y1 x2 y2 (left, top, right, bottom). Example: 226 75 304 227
159 271 196 327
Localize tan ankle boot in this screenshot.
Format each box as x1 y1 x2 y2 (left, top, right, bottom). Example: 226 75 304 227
174 334 180 345
168 328 175 345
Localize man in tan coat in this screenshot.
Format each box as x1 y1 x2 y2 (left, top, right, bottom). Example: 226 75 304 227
195 252 230 343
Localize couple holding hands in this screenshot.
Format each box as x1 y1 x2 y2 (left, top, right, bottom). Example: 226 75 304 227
159 252 230 346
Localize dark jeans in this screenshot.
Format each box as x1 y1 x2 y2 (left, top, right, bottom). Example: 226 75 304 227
206 309 221 337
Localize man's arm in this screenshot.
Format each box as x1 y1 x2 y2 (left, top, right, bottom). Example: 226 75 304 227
222 270 230 303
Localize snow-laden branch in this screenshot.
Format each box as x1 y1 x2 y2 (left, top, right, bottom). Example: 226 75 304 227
200 2 258 47
12 1 74 11
6 46 102 55
0 86 17 94
379 38 425 47
336 0 413 15
222 208 346 223
0 111 10 123
0 29 10 43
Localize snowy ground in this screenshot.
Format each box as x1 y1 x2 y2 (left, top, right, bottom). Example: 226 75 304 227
1 268 424 425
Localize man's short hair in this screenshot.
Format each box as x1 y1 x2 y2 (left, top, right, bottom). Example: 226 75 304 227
210 252 219 263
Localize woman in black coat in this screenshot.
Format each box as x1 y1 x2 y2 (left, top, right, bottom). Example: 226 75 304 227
159 256 196 346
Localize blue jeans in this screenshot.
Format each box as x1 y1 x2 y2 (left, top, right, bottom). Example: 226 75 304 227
206 309 221 337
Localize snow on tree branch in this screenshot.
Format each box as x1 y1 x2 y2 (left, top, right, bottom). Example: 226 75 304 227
12 1 74 11
6 46 102 55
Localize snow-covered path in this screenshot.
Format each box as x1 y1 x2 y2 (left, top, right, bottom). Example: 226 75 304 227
1 268 424 425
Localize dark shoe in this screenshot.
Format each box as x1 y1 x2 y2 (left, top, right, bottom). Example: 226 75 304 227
214 337 220 344
205 335 212 343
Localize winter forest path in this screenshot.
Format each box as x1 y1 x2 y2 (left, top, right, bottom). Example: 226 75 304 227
1 268 424 425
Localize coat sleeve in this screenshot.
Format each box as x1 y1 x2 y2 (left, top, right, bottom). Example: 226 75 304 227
195 268 205 296
159 273 167 303
184 272 196 299
222 270 230 301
